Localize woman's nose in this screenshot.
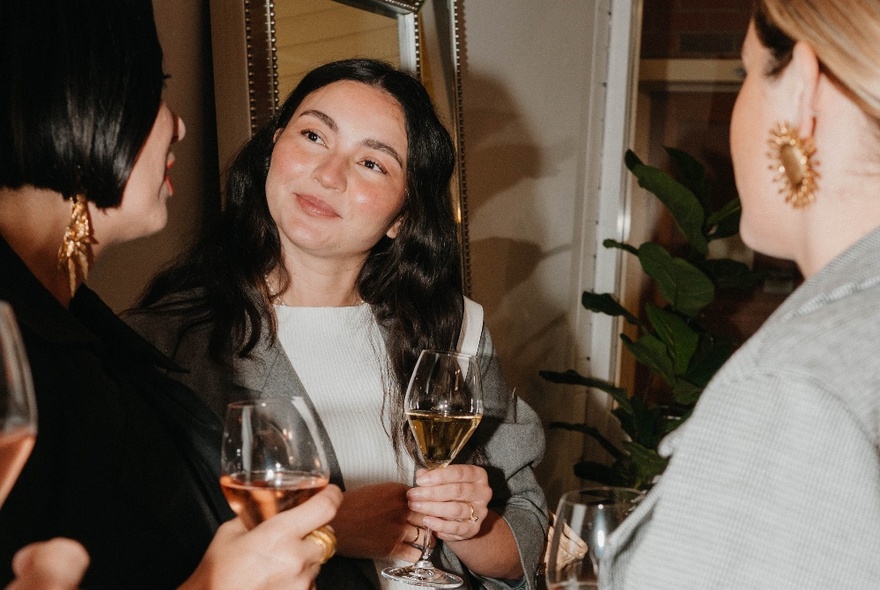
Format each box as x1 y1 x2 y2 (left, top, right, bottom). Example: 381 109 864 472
172 109 186 144
313 154 346 191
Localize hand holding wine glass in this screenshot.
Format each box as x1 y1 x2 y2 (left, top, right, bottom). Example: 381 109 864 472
221 398 337 564
382 350 483 588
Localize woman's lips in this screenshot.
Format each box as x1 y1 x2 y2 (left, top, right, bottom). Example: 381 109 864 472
165 157 175 196
296 193 338 218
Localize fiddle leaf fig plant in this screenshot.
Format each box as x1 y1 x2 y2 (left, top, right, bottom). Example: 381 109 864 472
540 147 763 491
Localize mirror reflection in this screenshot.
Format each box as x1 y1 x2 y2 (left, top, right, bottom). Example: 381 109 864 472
274 1 400 98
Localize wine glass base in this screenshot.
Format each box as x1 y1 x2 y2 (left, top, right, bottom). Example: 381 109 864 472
381 564 463 588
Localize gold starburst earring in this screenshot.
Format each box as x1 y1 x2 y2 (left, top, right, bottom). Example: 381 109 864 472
767 121 819 208
57 194 93 296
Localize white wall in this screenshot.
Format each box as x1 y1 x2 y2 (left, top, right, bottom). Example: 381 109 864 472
461 0 635 505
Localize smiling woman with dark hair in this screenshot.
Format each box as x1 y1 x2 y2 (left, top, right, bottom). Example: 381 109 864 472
130 58 548 589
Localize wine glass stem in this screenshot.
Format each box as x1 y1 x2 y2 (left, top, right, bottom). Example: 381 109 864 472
417 526 436 562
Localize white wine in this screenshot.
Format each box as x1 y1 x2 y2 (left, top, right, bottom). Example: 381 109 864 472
220 470 328 530
407 410 481 469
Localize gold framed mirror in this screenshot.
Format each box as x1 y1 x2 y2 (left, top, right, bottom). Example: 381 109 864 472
209 0 471 293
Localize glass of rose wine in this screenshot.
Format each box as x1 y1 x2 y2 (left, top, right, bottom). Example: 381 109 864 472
220 398 330 530
0 301 37 507
382 350 483 588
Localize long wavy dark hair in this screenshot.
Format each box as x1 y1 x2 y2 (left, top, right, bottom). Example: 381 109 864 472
139 58 462 457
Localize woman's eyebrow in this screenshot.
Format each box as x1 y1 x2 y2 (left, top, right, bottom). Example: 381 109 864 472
299 109 336 131
363 138 403 168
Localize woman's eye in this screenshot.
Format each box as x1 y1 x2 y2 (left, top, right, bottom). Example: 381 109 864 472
363 159 388 174
301 130 321 142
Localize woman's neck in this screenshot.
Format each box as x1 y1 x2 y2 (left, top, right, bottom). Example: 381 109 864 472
0 186 80 307
271 253 365 307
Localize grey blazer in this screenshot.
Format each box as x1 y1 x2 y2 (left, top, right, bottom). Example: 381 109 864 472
602 227 880 589
127 303 548 589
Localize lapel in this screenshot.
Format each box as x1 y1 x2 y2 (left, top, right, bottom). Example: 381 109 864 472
230 332 347 490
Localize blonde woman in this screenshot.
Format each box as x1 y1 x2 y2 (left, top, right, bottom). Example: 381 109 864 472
604 1 880 588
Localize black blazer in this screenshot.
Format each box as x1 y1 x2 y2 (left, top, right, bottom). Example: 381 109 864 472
0 237 234 588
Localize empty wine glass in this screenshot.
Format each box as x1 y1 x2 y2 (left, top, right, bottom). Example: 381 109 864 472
0 301 37 507
545 486 644 589
382 350 483 588
220 398 330 530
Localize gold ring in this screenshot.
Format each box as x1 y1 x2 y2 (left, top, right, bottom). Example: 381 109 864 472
466 501 478 523
412 525 423 544
306 526 337 564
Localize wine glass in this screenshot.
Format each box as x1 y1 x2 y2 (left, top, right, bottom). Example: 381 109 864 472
0 301 37 507
220 398 330 530
545 486 644 589
382 350 483 588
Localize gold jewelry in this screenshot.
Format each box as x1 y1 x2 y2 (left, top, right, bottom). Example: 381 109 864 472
767 121 819 208
306 525 337 564
466 501 478 523
57 194 93 296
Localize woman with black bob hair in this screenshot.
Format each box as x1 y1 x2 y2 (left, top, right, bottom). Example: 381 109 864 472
0 0 340 587
131 58 548 589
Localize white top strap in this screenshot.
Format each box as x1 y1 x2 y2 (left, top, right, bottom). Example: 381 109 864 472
457 297 484 357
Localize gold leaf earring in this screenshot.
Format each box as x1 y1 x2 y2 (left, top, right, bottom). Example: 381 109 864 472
57 194 93 297
767 121 819 208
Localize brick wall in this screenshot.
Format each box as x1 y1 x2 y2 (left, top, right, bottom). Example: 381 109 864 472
641 0 753 59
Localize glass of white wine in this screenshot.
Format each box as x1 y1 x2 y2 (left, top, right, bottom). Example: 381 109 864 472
220 398 330 530
382 350 483 588
0 301 37 507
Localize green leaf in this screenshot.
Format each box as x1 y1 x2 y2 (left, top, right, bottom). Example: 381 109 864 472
701 258 762 290
621 333 675 386
644 302 699 374
573 461 627 487
622 441 669 488
547 422 625 460
581 292 640 325
625 150 708 254
638 243 715 316
683 334 734 388
706 198 742 240
603 238 639 256
628 396 666 449
665 146 711 210
538 369 633 415
671 378 703 405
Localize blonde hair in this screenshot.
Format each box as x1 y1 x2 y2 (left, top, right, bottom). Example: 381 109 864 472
760 0 880 119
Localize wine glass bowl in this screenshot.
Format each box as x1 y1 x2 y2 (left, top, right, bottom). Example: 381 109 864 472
545 486 644 589
0 301 37 507
406 350 482 470
220 398 329 530
382 350 483 588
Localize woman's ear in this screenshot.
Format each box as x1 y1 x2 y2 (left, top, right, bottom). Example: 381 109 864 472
789 40 821 137
386 216 404 239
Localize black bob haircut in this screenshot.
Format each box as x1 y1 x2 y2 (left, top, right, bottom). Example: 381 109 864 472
0 0 165 208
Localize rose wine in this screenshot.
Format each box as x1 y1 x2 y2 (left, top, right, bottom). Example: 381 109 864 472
220 470 328 530
407 410 481 469
0 427 35 506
